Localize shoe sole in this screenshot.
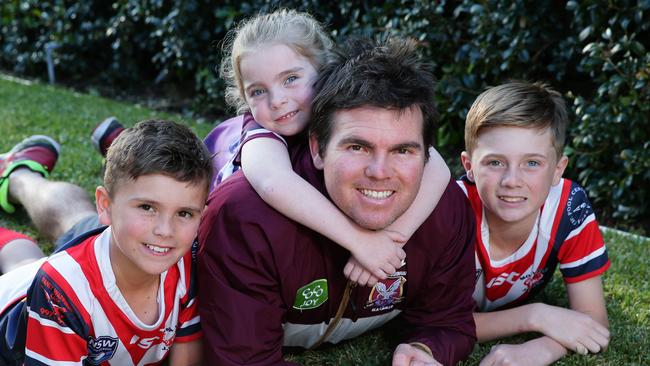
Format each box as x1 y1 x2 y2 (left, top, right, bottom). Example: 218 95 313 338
91 117 120 152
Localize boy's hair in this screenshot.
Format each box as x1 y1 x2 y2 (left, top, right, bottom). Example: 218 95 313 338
220 8 333 114
309 37 439 158
103 120 213 196
465 81 569 157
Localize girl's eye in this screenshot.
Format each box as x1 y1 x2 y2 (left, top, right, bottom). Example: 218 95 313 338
285 75 298 84
250 89 265 97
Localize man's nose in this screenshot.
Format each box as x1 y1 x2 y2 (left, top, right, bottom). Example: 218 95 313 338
365 154 391 180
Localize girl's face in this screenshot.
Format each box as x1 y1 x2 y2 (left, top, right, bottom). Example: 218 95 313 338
240 44 318 136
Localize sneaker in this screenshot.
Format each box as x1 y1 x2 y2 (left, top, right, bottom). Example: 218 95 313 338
91 117 125 157
0 135 60 213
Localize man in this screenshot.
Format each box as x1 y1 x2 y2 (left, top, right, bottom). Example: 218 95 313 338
198 38 477 366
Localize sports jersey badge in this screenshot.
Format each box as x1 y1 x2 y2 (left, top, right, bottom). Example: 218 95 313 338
293 278 328 310
365 274 406 312
522 269 546 292
87 336 118 365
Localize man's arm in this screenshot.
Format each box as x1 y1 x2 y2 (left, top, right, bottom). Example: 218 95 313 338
397 186 477 365
197 186 298 366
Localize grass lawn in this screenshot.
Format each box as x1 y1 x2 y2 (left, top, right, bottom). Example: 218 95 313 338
1 75 648 365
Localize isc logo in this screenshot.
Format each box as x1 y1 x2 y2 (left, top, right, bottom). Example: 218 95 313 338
486 272 520 288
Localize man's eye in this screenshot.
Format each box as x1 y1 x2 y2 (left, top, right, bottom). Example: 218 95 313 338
396 148 409 154
139 204 153 211
349 145 363 151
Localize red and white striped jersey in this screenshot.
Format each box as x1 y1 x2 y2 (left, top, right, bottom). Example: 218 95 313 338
457 178 610 312
1 227 200 365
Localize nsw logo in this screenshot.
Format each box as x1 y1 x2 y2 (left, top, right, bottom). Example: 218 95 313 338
87 336 118 365
293 279 328 310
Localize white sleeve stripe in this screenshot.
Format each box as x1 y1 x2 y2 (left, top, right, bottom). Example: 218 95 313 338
565 213 596 241
180 316 200 328
456 181 468 196
27 310 77 334
243 129 287 146
560 246 607 269
25 349 83 365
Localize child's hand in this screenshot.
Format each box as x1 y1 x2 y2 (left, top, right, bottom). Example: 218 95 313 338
343 257 380 287
479 339 554 366
345 229 407 286
532 303 610 354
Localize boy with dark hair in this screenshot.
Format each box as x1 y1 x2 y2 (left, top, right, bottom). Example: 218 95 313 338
458 81 610 365
0 120 212 366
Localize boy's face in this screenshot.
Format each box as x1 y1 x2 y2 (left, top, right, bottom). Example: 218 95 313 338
240 44 317 136
96 174 207 279
461 126 568 231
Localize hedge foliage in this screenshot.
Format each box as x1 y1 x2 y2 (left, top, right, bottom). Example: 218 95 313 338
1 0 649 232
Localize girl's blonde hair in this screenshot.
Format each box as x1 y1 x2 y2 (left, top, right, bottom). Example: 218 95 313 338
220 9 333 114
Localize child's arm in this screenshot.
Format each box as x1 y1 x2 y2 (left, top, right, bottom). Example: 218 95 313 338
474 276 609 363
169 339 203 366
241 137 405 280
385 147 450 237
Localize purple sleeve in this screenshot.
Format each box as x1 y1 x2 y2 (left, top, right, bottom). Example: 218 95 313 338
197 178 298 366
399 182 477 365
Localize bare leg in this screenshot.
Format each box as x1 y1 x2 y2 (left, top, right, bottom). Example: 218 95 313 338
0 238 45 273
8 169 96 241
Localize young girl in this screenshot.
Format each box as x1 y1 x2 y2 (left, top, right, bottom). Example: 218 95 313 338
210 9 451 286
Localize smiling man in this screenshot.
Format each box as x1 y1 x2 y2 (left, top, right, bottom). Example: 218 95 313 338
198 38 477 366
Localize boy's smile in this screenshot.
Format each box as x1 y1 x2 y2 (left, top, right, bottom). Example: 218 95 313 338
97 174 207 282
461 126 568 233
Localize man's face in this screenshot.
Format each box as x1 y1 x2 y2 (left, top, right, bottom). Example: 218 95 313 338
310 105 426 230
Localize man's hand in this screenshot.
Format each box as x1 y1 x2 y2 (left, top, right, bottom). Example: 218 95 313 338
531 303 609 354
344 230 406 287
392 343 442 366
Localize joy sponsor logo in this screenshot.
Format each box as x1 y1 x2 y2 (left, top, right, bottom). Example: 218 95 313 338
293 279 328 310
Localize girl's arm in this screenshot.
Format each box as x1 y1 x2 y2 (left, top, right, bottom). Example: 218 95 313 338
385 147 450 238
241 137 405 279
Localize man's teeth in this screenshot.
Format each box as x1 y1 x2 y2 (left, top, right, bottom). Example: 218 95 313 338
499 196 525 203
360 189 393 199
145 244 170 253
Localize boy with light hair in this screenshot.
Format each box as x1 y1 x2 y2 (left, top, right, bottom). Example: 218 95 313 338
458 81 610 365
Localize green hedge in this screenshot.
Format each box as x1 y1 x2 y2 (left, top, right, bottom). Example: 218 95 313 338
1 0 648 233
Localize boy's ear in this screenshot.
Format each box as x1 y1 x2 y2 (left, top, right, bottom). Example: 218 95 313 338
460 151 474 182
309 134 324 170
95 186 112 226
553 155 569 185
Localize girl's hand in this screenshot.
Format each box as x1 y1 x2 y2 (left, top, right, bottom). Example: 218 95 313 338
344 230 406 287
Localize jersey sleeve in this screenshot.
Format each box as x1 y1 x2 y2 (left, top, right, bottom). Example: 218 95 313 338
215 113 287 185
197 181 298 366
24 263 91 365
174 241 202 343
556 182 610 283
233 112 287 166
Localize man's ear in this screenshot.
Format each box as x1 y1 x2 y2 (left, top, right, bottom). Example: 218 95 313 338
460 151 474 182
553 155 569 185
309 134 324 170
95 186 112 226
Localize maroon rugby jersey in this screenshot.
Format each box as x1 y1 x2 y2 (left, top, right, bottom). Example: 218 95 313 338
198 142 477 366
